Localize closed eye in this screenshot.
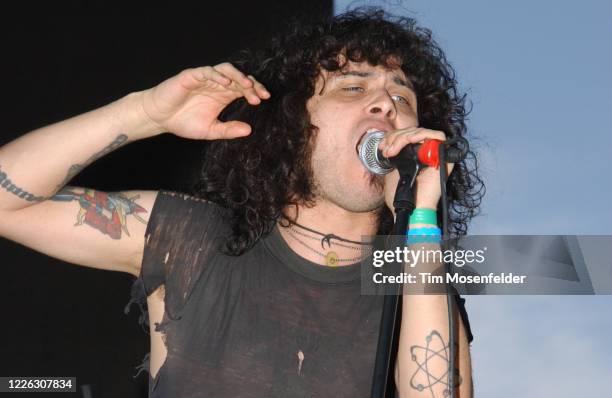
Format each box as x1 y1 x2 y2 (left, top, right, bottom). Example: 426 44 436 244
343 86 364 92
342 87 412 107
391 95 410 105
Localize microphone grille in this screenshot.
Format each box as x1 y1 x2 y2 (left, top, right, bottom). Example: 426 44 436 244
358 130 393 176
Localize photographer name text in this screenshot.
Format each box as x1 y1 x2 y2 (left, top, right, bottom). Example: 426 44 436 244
373 272 527 285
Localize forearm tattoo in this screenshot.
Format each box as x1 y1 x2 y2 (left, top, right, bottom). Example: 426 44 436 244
55 133 128 190
51 186 147 239
0 164 46 202
409 330 461 397
0 134 129 203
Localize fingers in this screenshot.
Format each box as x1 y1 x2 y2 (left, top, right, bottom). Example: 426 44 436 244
209 120 252 139
379 127 446 158
213 63 270 105
199 66 231 86
181 66 230 89
248 75 271 99
213 62 254 88
185 64 271 105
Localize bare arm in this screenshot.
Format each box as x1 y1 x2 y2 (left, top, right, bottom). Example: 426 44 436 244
0 187 157 276
0 63 270 275
381 129 473 397
394 240 473 398
0 92 161 211
0 92 161 275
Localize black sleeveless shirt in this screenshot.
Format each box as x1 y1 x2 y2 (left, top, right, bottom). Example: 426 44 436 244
125 191 473 397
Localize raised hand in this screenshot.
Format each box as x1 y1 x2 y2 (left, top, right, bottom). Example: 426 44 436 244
140 63 270 140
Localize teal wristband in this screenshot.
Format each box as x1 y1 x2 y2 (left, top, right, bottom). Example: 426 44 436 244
406 235 442 244
407 227 442 236
406 226 441 244
409 208 438 225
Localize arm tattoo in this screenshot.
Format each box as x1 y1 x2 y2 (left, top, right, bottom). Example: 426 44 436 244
0 164 46 202
0 134 128 203
409 330 461 397
55 133 128 190
51 187 147 239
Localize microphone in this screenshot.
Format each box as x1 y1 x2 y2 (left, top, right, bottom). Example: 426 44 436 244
357 130 468 175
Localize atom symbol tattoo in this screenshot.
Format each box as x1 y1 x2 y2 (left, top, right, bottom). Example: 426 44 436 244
409 330 461 397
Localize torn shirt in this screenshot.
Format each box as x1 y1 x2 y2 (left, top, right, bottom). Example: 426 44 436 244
125 190 473 397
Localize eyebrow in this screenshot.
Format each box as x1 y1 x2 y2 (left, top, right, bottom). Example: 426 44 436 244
333 70 415 91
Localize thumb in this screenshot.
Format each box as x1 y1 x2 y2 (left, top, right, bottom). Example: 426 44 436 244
209 120 252 139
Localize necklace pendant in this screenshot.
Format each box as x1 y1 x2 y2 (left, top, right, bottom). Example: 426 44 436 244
321 234 333 250
325 251 339 266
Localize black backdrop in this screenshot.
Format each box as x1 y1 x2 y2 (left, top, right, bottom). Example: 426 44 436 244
0 2 332 396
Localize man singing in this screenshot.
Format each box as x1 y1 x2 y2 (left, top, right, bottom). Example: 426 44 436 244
0 9 483 397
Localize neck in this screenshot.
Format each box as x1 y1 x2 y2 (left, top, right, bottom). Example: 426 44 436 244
278 199 380 266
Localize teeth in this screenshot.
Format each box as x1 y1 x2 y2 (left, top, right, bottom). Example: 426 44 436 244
365 127 386 134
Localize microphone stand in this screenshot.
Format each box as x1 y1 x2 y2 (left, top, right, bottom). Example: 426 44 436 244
370 158 419 398
371 142 462 398
439 145 458 397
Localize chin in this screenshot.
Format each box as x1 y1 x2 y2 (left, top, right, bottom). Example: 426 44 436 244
339 188 385 213
347 177 385 210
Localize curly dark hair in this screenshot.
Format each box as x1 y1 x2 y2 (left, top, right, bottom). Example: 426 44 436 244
193 8 485 255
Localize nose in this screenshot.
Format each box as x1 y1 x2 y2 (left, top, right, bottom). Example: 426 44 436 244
367 91 397 119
